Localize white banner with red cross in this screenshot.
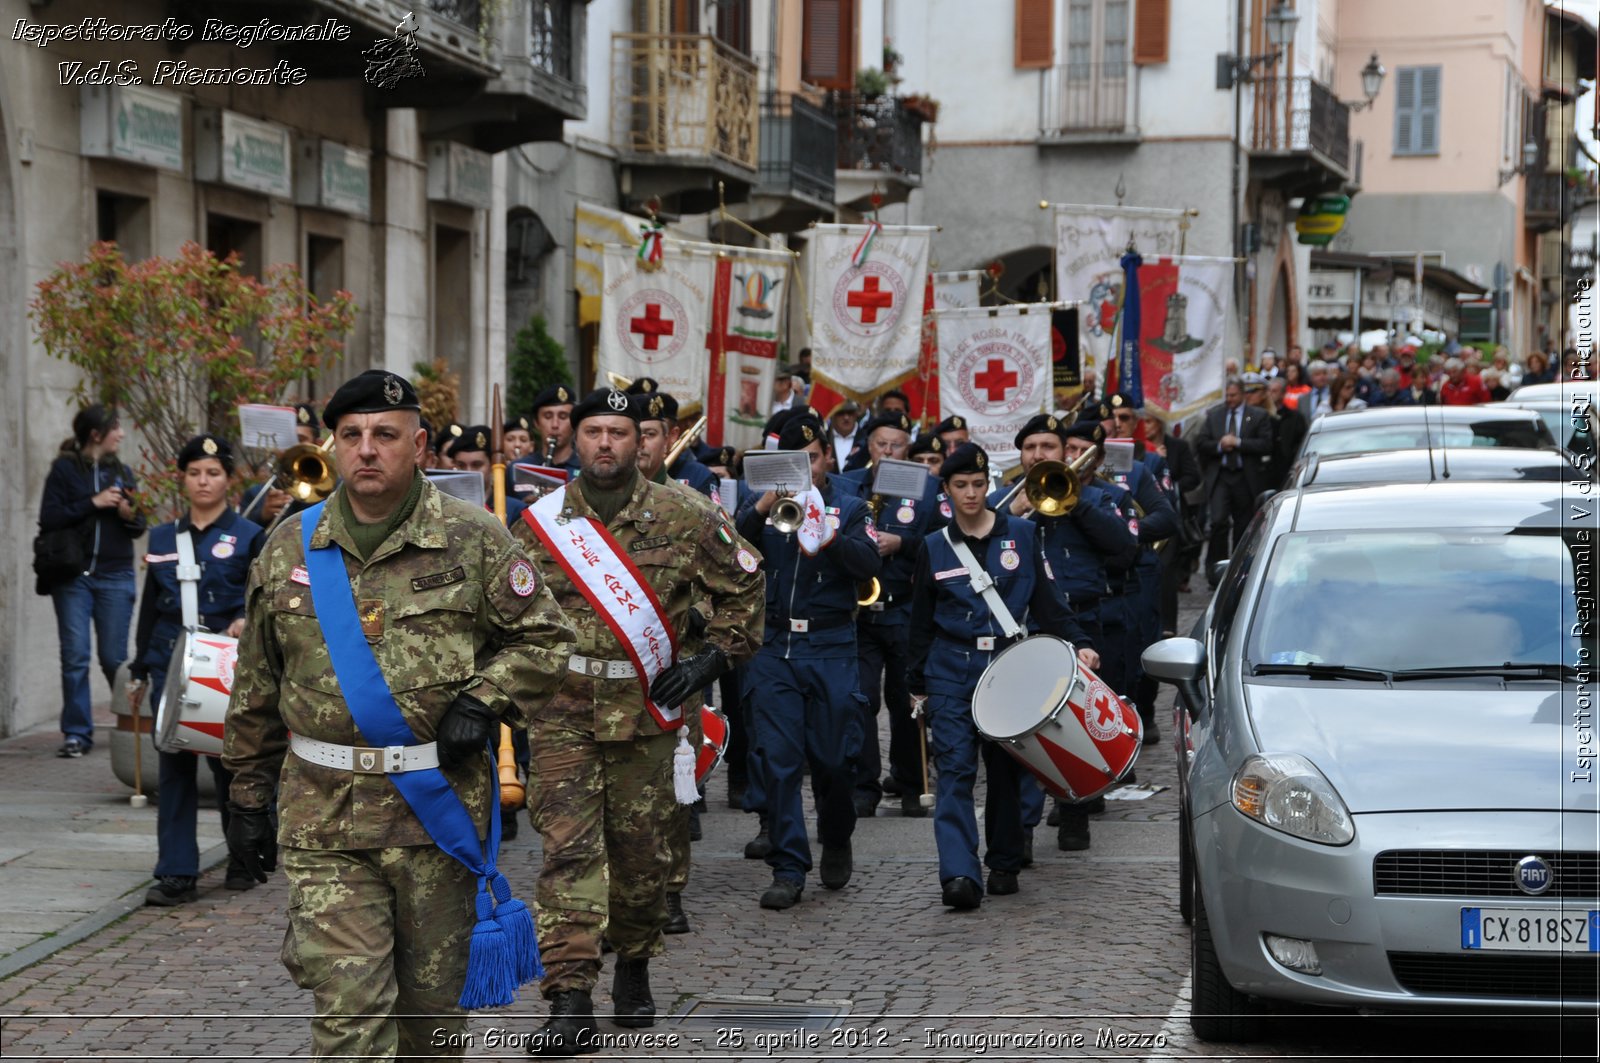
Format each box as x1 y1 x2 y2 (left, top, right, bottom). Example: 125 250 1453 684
598 241 717 400
706 246 792 452
806 223 934 406
935 304 1059 469
1052 205 1191 379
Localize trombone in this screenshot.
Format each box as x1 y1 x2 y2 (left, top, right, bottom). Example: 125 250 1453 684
994 448 1098 519
240 434 337 522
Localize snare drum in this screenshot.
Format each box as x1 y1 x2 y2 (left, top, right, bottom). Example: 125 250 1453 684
970 635 1141 801
696 705 729 785
154 630 238 756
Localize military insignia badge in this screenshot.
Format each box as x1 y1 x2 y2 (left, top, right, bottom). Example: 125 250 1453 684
953 416 965 428
976 452 987 470
202 437 218 455
359 599 385 638
607 390 630 412
999 549 1020 571
509 559 538 597
557 386 570 402
1047 416 1058 430
736 547 759 573
383 375 403 405
297 406 311 425
475 430 487 449
802 425 814 442
649 396 664 418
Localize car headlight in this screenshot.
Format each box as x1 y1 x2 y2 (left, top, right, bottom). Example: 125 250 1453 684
1231 753 1354 845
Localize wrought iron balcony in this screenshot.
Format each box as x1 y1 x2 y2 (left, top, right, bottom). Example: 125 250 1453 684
1248 75 1351 182
1526 171 1580 233
612 33 760 173
831 93 923 180
759 93 837 207
1040 61 1130 137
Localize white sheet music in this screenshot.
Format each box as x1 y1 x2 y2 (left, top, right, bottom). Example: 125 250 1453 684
743 451 813 494
237 405 299 452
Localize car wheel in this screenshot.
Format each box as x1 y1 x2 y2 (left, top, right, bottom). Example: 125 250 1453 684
1190 878 1263 1043
1178 802 1194 926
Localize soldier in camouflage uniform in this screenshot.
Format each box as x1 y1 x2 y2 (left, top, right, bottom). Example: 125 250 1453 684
223 370 574 1060
510 387 763 1057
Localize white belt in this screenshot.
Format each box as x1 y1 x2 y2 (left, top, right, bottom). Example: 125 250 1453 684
568 654 638 680
290 733 440 774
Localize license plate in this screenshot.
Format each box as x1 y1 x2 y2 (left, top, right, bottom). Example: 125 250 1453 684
1460 907 1600 952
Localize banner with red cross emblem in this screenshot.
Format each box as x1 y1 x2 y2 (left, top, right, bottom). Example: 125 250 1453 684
599 241 716 400
934 304 1059 468
806 223 934 407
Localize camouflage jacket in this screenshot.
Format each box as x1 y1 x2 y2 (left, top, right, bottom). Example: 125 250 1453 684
223 478 575 849
511 472 764 742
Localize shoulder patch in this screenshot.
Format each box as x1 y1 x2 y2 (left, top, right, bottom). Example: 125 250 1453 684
411 566 467 592
509 559 538 598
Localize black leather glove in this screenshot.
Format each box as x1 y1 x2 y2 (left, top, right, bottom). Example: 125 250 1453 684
682 607 710 641
225 803 277 883
649 648 728 708
436 691 498 769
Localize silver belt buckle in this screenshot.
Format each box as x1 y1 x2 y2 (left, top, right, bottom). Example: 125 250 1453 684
976 636 996 651
589 658 604 677
790 618 810 633
351 746 385 774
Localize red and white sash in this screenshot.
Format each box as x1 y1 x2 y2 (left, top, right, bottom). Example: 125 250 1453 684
523 488 683 729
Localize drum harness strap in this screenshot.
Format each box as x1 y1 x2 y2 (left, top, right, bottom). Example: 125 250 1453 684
174 530 201 632
940 528 1023 641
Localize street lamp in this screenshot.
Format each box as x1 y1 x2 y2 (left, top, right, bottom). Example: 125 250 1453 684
1216 1 1302 88
1345 53 1386 112
1498 140 1541 186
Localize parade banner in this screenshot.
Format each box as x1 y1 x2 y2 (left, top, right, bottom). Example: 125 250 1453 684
936 304 1058 468
932 270 983 312
807 223 935 407
707 246 791 452
597 241 716 402
1122 255 1233 419
1052 205 1188 377
576 203 667 326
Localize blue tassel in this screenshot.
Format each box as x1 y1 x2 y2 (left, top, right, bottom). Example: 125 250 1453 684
458 880 516 1009
489 872 543 983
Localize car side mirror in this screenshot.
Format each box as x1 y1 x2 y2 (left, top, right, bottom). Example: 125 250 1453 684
1143 637 1208 720
1210 560 1229 585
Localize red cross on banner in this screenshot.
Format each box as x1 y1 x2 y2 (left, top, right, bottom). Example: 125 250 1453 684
973 358 1019 403
847 276 894 324
630 303 675 350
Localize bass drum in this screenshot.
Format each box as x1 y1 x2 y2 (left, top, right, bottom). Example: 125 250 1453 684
696 705 729 786
970 635 1141 802
154 631 238 757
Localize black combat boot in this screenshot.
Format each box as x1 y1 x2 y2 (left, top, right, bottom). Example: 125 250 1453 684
743 814 772 859
526 989 599 1057
663 891 691 935
611 957 656 1028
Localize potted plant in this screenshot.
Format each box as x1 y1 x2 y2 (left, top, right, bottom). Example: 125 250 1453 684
901 92 940 123
855 66 891 98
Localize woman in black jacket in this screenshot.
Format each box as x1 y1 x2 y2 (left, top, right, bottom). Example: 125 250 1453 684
39 405 146 758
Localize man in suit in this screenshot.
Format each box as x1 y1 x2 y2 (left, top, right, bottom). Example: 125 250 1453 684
1193 376 1273 586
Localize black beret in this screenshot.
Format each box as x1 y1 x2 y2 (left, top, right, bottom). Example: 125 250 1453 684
419 417 434 437
909 433 945 458
433 422 464 452
934 415 968 435
571 387 642 427
624 377 660 395
504 414 531 434
1014 413 1067 450
778 414 826 451
531 384 576 413
322 370 420 428
763 405 821 440
633 391 679 423
861 411 913 439
449 425 492 456
1062 420 1106 444
177 433 234 474
1076 399 1111 425
711 445 736 468
294 403 318 428
940 442 989 481
1107 392 1140 412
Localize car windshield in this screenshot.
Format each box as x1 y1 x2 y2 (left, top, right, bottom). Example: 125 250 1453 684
1309 419 1552 457
1523 407 1596 457
1246 529 1590 674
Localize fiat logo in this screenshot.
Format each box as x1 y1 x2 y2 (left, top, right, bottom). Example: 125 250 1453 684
1515 855 1553 896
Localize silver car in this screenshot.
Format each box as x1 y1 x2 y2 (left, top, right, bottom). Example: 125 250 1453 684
1145 480 1597 1041
1297 405 1555 463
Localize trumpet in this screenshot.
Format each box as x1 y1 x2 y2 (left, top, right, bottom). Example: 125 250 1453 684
996 448 1098 518
771 493 805 534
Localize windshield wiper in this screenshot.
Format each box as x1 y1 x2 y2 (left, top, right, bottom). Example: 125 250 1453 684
1250 662 1393 682
1390 663 1578 681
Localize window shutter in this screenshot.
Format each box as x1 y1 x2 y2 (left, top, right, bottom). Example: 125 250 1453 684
803 0 855 89
1417 66 1441 154
1132 0 1169 65
1015 0 1053 69
1393 66 1417 154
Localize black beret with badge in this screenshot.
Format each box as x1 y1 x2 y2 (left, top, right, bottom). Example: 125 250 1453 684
939 442 989 481
778 414 826 451
571 387 643 427
861 410 913 439
1076 399 1111 425
1013 412 1067 450
448 425 493 457
434 422 464 453
934 415 968 435
1062 419 1106 444
624 377 659 395
294 403 319 428
1107 392 1140 412
908 433 945 458
177 433 235 474
321 370 421 428
632 390 679 424
531 384 576 414
504 414 532 434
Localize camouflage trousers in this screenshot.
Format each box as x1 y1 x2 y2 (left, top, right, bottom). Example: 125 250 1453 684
528 719 676 995
281 845 475 1060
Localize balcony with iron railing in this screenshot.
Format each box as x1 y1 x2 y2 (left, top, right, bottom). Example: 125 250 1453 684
758 92 837 211
1248 75 1351 188
1039 61 1131 139
612 33 760 177
1525 169 1593 233
827 92 923 208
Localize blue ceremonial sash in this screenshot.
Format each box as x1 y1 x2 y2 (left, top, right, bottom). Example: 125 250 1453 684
300 502 540 1007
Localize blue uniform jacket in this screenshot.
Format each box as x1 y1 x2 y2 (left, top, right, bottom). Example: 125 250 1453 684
131 508 264 679
668 453 721 504
986 479 1137 606
1099 460 1178 551
842 467 942 612
736 479 881 659
907 511 1090 695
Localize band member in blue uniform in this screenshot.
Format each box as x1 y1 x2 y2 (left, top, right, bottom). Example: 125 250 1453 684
736 414 881 909
532 383 581 476
841 409 912 475
130 434 265 905
907 444 1098 909
445 426 528 526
